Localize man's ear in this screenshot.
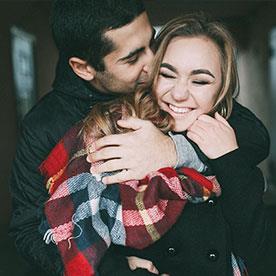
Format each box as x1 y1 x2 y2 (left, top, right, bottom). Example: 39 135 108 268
69 57 96 81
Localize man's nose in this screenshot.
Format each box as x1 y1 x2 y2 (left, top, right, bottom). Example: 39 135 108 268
142 48 154 73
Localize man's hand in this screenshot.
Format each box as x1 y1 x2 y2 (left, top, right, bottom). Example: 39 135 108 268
86 117 177 184
187 112 238 159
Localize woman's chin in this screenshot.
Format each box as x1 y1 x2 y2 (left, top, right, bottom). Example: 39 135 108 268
172 123 189 133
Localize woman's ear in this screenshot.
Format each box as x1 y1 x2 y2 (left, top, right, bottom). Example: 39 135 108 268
69 57 96 81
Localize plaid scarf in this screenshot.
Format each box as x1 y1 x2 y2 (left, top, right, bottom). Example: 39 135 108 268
39 123 246 276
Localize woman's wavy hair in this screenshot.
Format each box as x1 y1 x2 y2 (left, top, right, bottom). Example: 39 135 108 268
151 12 239 118
81 85 172 140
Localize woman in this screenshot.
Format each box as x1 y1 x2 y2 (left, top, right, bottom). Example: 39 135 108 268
97 13 273 276
40 13 272 276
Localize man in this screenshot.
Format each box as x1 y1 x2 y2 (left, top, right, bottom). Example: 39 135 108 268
9 1 182 275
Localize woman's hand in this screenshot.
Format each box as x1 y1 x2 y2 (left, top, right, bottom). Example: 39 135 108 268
187 112 238 159
127 256 169 275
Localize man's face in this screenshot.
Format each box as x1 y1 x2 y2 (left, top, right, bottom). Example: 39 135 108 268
92 12 154 94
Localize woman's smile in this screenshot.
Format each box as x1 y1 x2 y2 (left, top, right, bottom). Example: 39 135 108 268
168 104 193 115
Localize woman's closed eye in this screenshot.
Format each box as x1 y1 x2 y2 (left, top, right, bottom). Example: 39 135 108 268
192 79 211 85
159 71 176 79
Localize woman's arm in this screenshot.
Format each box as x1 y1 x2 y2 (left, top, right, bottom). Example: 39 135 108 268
187 112 273 273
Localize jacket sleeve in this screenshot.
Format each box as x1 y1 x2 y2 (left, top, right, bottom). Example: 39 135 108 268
209 149 274 275
209 102 273 273
9 122 64 275
228 100 270 165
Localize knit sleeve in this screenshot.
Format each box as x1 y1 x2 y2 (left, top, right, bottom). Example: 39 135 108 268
168 132 206 172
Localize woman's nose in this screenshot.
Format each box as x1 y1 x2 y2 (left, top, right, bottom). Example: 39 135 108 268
171 81 190 102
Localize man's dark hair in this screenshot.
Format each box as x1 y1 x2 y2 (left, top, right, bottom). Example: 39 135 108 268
50 0 145 71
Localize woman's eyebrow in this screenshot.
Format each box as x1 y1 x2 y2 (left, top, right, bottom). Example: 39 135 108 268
160 63 177 73
191 69 215 78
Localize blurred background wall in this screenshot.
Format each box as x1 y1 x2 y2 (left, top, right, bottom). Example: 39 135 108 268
0 0 275 275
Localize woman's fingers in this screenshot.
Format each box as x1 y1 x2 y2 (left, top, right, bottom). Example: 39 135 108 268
127 256 159 274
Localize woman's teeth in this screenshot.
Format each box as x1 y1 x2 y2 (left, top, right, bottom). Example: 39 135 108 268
169 104 191 114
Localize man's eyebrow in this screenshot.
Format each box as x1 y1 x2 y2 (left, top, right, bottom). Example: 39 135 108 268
160 63 178 73
191 69 215 78
118 28 155 63
117 47 145 63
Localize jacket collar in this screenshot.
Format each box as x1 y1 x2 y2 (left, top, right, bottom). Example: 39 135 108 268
52 53 117 102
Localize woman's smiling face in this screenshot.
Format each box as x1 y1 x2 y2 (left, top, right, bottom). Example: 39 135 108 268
154 36 222 132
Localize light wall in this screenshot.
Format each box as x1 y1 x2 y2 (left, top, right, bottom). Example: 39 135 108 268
236 3 276 179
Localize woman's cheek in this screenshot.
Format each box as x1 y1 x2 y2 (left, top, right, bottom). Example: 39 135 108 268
155 80 174 99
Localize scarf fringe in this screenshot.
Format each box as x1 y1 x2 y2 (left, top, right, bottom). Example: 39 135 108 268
43 214 84 250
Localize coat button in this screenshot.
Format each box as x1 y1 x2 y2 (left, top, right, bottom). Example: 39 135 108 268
207 197 217 206
167 247 177 256
207 250 219 262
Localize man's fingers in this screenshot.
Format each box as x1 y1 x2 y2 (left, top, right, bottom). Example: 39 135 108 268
102 170 133 185
88 146 123 162
93 133 128 150
117 117 149 131
90 159 126 174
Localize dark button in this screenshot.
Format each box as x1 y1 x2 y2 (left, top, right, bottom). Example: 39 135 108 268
207 250 219 262
207 197 217 207
167 247 177 256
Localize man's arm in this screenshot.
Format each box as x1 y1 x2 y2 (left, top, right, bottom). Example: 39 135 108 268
87 117 205 184
228 100 270 165
9 123 63 275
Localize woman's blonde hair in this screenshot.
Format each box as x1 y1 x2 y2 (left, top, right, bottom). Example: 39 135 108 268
81 85 172 139
151 12 239 118
82 12 239 139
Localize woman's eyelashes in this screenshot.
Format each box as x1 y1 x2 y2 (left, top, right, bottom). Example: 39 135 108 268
159 70 176 79
159 66 213 86
160 72 211 85
192 79 211 85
